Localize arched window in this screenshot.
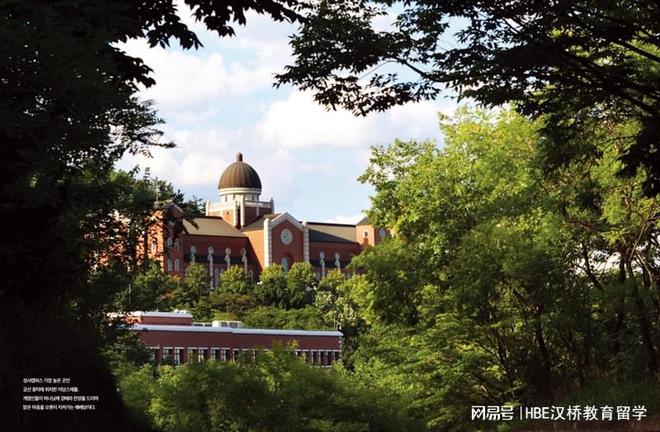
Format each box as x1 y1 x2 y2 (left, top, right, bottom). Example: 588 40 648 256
174 259 180 272
280 256 289 271
167 259 172 272
363 230 369 238
190 246 196 263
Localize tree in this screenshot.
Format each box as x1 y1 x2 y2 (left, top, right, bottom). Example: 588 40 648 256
209 292 254 317
348 107 660 430
243 306 328 330
315 269 361 329
2 1 304 429
277 0 660 194
114 260 179 311
118 348 425 432
254 264 289 307
172 263 212 320
219 265 252 295
109 170 204 268
286 262 317 308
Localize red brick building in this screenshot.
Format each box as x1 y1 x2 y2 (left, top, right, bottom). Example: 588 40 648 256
124 311 342 366
148 152 388 285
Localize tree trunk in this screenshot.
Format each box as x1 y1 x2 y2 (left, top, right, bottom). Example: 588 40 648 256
534 307 554 401
625 257 658 378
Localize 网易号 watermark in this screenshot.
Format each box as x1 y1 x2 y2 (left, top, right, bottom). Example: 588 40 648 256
471 405 647 421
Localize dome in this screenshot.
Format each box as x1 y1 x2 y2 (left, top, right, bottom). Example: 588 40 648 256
218 153 262 190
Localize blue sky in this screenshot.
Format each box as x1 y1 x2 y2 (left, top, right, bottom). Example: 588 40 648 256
117 3 457 223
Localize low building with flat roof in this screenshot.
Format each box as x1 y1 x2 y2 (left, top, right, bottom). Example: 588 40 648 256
122 311 342 367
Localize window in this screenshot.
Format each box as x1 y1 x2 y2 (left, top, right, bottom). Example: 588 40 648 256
363 230 369 238
174 259 180 272
190 246 196 263
198 348 207 362
221 348 228 362
149 347 158 363
151 238 157 253
210 348 219 361
163 347 173 363
280 256 289 271
174 348 182 365
167 259 172 272
166 237 173 248
174 239 179 250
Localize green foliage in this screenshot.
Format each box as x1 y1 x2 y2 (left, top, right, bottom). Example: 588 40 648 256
350 238 427 326
253 264 289 307
209 292 254 317
171 263 212 320
1 0 300 429
114 260 179 311
314 270 362 330
316 268 345 293
118 365 156 429
279 0 660 194
243 306 329 330
102 328 151 380
350 107 660 431
219 265 252 294
118 348 424 432
254 263 319 308
286 261 317 308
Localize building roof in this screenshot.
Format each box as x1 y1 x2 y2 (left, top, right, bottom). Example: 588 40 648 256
129 324 342 337
356 216 371 226
218 152 262 190
307 222 358 244
129 311 193 318
241 214 280 231
183 216 245 237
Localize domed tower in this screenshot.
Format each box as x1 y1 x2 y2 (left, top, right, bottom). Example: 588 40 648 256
206 153 274 227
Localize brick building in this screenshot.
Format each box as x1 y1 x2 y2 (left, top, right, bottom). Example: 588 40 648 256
124 311 342 366
148 152 388 285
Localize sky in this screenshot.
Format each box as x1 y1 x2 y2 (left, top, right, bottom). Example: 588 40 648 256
117 3 457 224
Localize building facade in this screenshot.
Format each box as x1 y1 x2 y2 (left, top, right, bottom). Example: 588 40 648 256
148 152 388 284
125 311 342 366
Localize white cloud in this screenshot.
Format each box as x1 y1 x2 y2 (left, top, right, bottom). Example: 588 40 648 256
118 127 232 187
114 1 459 222
119 39 275 112
258 91 449 150
324 214 365 224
